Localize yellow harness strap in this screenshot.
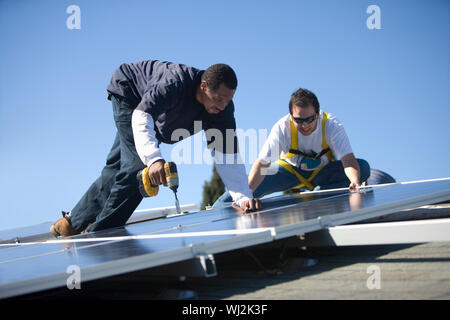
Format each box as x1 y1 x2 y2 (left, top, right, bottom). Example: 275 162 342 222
283 118 299 159
278 160 315 190
321 112 335 162
279 112 334 190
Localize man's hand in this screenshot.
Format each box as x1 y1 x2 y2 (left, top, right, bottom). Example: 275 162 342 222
148 159 167 186
240 198 263 213
349 182 360 192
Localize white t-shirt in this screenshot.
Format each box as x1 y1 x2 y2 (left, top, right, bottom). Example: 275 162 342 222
258 111 353 171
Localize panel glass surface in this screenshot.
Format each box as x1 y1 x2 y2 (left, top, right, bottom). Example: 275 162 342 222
1 179 449 298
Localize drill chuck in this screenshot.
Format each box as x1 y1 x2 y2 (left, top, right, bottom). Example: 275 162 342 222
164 162 179 191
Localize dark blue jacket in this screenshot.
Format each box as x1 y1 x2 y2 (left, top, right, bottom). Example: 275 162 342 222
107 60 237 152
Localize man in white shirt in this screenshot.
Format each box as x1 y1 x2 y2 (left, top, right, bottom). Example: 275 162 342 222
248 88 370 198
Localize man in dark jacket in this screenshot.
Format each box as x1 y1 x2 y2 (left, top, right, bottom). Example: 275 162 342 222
50 60 261 237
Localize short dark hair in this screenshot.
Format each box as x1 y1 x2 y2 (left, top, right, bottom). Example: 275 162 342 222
289 88 320 114
202 63 238 91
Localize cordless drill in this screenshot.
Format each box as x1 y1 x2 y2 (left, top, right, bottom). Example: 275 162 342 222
137 162 181 214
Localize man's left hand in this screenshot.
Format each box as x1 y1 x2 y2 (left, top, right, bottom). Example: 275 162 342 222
240 198 263 213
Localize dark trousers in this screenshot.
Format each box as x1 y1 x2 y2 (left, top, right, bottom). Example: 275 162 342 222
69 96 145 232
213 158 371 206
253 158 371 198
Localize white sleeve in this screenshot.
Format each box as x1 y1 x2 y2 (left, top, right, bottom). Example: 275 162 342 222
258 121 287 163
212 150 253 206
131 109 163 167
325 117 353 160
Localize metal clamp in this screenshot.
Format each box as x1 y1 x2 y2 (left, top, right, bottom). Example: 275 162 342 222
318 215 334 229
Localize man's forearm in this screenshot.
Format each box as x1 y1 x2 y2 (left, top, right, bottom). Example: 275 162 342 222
249 159 270 191
341 153 361 186
344 166 360 185
212 151 253 205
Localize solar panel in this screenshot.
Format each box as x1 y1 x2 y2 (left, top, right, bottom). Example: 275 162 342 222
1 178 449 299
0 223 53 244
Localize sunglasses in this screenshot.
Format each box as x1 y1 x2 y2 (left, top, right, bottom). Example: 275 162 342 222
291 113 317 124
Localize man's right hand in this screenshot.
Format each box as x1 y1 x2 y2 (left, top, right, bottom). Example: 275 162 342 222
148 159 167 186
240 198 263 214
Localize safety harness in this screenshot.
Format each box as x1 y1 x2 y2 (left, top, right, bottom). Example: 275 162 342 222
277 112 335 191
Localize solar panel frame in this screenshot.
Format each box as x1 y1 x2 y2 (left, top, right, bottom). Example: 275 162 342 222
0 178 449 299
0 231 273 299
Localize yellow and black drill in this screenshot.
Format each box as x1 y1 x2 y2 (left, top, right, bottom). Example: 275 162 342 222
137 162 181 214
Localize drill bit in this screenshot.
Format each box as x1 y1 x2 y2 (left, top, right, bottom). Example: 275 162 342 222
164 162 181 214
174 191 181 214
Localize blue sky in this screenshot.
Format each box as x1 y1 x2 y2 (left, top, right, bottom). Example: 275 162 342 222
1 0 449 230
